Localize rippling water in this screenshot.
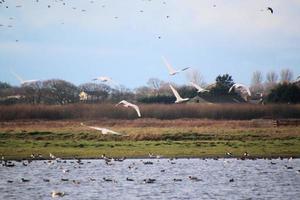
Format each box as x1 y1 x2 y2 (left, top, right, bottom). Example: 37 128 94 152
0 158 299 200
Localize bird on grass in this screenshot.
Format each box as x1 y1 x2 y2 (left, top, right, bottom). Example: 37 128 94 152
116 100 141 117
162 56 190 76
169 84 189 103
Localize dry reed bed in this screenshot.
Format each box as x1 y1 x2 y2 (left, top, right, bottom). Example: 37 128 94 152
0 103 299 121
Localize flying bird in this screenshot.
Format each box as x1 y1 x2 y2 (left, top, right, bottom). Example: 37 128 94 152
116 100 141 117
162 56 190 76
92 76 117 85
81 123 124 136
169 84 189 103
190 82 209 93
10 70 39 85
229 83 251 96
267 7 273 14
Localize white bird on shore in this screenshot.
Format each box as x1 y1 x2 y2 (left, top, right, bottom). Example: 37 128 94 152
49 153 56 159
11 70 39 85
229 83 251 96
169 84 189 103
162 56 190 76
116 100 141 117
92 76 117 85
81 123 124 135
190 81 209 93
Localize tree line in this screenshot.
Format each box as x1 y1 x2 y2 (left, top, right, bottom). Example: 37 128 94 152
0 69 299 105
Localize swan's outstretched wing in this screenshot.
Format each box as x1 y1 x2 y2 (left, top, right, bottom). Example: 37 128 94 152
181 67 190 72
169 84 182 101
129 104 141 117
10 70 24 83
162 56 177 75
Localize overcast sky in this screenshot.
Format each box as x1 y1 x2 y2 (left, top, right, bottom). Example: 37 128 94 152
0 0 299 89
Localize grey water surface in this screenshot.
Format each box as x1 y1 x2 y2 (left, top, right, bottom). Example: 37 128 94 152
0 158 299 200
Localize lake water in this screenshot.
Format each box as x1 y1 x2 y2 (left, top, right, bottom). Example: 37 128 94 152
0 158 299 200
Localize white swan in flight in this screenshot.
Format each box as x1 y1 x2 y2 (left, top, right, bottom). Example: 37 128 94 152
190 81 209 93
229 83 251 96
11 70 39 85
116 100 141 117
81 123 124 135
169 84 189 103
162 56 190 76
92 76 117 85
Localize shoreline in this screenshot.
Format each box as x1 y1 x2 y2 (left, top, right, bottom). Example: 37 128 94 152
2 155 299 162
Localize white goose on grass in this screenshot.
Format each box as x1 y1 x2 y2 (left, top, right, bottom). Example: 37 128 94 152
162 56 190 76
229 83 251 96
169 84 189 103
190 81 209 93
115 100 141 117
11 70 39 85
81 123 124 136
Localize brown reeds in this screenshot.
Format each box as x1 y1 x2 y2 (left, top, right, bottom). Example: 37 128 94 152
0 103 299 121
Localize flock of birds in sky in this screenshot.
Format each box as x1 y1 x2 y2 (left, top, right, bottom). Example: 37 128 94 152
2 0 275 135
0 0 275 42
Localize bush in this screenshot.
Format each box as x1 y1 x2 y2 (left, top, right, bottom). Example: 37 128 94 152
267 83 300 103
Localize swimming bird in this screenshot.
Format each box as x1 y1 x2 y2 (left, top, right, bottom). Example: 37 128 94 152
188 176 201 181
190 81 209 93
143 178 156 183
51 191 65 198
169 84 189 103
81 123 124 136
116 100 141 117
229 83 251 96
162 56 190 75
267 7 273 14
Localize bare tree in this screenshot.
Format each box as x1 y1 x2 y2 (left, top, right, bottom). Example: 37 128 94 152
250 71 264 94
280 68 293 83
266 71 278 84
186 69 205 86
264 71 278 93
147 78 164 95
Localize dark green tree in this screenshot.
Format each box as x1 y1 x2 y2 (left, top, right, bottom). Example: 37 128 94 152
210 74 235 95
267 83 300 103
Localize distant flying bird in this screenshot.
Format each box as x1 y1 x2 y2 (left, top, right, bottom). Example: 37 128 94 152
162 56 190 76
92 76 117 85
229 83 251 96
169 84 189 103
267 7 273 14
116 100 141 117
10 70 39 85
190 82 209 93
81 123 124 135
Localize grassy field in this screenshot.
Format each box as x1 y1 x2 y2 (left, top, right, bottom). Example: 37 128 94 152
1 119 300 159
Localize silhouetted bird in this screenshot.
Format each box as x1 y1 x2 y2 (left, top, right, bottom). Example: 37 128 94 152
267 7 273 14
